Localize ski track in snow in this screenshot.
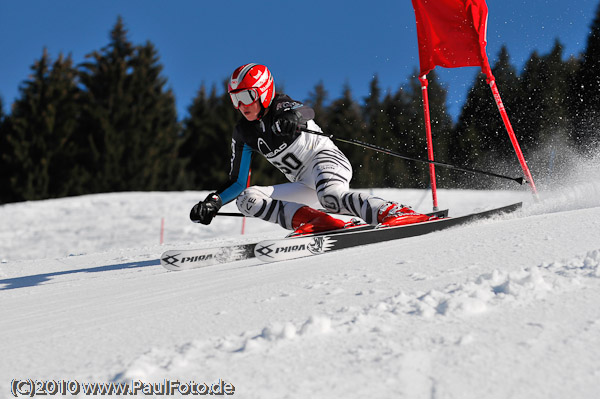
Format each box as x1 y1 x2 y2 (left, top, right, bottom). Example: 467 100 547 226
1 184 600 398
119 248 600 398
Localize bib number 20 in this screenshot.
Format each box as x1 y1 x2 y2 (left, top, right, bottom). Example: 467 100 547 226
273 153 302 175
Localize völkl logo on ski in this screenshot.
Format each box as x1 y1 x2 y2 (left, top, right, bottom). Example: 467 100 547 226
254 236 337 261
307 236 335 254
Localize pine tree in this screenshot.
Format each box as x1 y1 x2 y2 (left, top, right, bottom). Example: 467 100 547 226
416 71 454 188
397 73 441 188
515 43 574 151
543 48 579 180
452 46 522 188
362 75 388 187
0 95 4 138
571 1 600 151
380 87 415 187
78 16 183 193
179 84 237 190
305 81 328 127
1 49 83 201
519 41 577 181
324 83 369 187
130 41 186 189
0 95 9 203
359 73 453 189
540 42 577 138
483 46 523 161
517 50 545 151
451 72 493 188
363 75 383 130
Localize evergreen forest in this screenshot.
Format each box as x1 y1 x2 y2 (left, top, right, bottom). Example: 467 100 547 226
1 11 600 204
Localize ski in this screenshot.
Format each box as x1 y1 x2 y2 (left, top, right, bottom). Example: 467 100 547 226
159 204 519 270
254 202 522 263
160 243 255 271
159 208 449 271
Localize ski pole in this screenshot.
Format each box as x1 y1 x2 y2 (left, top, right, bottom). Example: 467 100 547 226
304 128 526 185
218 212 246 217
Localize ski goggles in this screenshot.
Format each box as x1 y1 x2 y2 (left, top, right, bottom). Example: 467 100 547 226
229 88 259 108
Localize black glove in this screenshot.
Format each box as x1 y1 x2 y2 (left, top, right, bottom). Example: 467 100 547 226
190 192 222 225
272 109 303 136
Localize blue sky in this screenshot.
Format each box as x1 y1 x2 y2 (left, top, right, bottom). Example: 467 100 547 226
1 0 598 121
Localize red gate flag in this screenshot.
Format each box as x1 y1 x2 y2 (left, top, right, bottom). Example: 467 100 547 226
412 0 493 79
411 0 539 199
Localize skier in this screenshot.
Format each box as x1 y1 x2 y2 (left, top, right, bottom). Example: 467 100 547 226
190 63 436 234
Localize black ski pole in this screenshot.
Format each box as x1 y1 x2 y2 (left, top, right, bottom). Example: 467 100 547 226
218 212 246 217
304 129 526 185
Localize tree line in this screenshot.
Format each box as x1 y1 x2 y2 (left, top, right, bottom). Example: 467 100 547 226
1 9 600 204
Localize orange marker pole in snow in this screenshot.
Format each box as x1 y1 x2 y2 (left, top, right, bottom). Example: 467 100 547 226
160 217 165 245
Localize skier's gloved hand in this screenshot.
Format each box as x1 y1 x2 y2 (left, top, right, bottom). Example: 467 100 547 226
272 109 304 136
190 192 222 225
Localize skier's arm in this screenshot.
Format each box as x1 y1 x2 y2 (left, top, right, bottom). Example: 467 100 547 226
190 138 252 225
217 141 252 204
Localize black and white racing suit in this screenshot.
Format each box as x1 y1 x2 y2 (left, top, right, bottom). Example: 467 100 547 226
215 93 390 230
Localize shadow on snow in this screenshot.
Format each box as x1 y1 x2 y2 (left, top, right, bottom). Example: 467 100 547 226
0 259 160 290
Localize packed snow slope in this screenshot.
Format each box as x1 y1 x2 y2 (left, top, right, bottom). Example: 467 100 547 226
1 181 600 398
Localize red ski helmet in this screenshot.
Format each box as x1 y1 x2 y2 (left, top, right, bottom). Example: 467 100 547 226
228 63 275 109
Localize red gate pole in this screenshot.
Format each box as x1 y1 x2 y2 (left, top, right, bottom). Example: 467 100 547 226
488 78 539 200
419 75 439 211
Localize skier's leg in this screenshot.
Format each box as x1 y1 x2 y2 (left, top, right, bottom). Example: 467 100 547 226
235 183 345 232
307 146 387 224
270 183 347 233
236 185 304 230
309 144 432 225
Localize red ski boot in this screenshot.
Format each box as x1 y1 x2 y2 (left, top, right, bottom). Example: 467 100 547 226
291 206 347 236
377 203 437 228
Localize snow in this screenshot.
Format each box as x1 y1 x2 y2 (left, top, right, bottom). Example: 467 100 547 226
1 182 600 398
